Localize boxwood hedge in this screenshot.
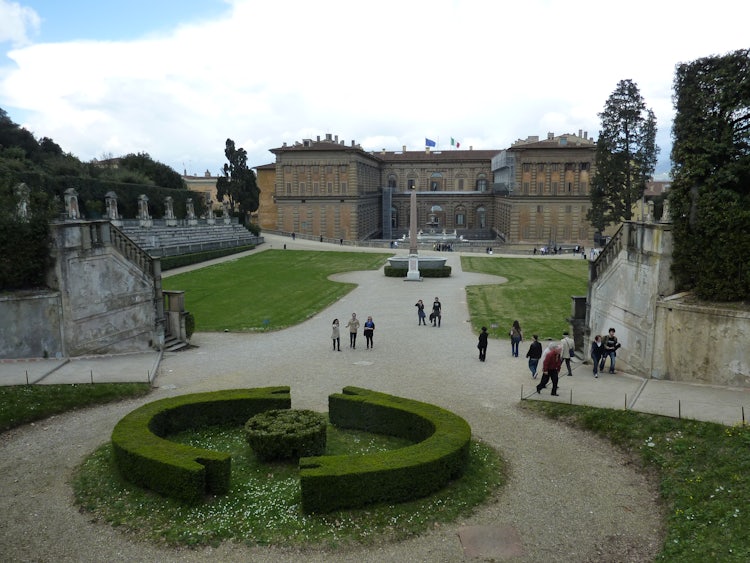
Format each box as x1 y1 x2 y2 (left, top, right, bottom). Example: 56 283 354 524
111 387 290 502
299 386 471 513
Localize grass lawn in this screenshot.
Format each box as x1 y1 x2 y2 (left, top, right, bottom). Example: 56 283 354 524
0 383 151 432
524 401 750 562
462 256 588 340
162 250 391 332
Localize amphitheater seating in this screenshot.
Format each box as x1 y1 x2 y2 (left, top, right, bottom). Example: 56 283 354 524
118 221 259 257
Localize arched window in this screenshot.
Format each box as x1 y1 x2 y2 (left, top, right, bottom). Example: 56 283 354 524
428 205 444 227
388 174 397 188
476 206 486 229
455 205 466 227
429 172 443 191
476 174 488 192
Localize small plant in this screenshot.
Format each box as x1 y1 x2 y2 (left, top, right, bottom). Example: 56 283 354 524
184 312 195 340
244 409 326 461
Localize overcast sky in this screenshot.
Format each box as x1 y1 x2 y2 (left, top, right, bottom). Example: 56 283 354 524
1 0 748 180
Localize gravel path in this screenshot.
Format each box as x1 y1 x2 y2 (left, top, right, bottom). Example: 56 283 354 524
0 246 664 562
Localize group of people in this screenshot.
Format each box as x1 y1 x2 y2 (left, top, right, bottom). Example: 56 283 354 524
331 313 376 350
475 319 526 362
415 297 442 327
330 304 622 392
589 328 620 377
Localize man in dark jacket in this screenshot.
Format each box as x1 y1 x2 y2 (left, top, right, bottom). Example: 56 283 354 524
599 328 619 373
525 334 543 378
477 327 488 361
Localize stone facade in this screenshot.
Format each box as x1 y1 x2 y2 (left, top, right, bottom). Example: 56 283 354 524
586 220 750 388
258 132 597 245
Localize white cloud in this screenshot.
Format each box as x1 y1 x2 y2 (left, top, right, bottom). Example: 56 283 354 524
0 0 39 47
1 0 749 176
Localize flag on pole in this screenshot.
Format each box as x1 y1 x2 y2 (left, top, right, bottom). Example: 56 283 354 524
451 137 460 149
425 138 436 147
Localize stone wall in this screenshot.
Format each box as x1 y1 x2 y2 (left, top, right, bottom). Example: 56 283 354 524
653 300 750 387
0 292 63 358
587 220 750 388
47 221 160 356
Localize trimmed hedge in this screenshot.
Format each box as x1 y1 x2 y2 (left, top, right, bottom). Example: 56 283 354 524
244 409 327 461
383 265 452 278
299 386 471 514
111 387 290 502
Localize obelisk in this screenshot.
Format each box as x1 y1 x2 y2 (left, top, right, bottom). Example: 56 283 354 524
405 185 422 281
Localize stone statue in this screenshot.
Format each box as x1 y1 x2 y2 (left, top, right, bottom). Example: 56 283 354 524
164 196 175 220
64 188 80 220
105 191 119 220
15 183 30 220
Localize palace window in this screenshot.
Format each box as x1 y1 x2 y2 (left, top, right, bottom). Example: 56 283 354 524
476 206 486 229
455 206 466 226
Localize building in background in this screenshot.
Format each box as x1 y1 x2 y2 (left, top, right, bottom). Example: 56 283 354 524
256 132 598 246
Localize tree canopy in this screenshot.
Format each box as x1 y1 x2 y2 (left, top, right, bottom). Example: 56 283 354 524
215 138 260 224
669 49 750 301
587 79 658 232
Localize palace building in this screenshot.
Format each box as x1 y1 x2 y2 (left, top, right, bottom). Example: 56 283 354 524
256 131 597 246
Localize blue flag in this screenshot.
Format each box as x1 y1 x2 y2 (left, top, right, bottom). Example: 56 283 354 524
425 138 436 147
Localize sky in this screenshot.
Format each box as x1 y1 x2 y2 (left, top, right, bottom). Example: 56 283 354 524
0 0 748 180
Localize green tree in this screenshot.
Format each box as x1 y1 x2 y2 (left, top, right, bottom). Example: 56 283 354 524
116 152 186 190
215 138 260 224
587 79 658 232
669 49 750 300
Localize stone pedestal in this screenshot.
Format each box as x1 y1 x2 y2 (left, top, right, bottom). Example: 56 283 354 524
405 254 422 281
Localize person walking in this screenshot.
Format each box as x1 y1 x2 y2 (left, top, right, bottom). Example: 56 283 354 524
415 299 427 325
346 313 360 349
331 318 341 351
536 339 555 379
561 331 575 376
510 320 523 357
590 334 603 377
536 344 562 396
431 297 442 327
525 334 542 378
363 316 375 349
599 328 620 373
477 326 489 361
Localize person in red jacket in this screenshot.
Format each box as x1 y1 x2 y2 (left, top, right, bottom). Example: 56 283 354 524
536 344 562 396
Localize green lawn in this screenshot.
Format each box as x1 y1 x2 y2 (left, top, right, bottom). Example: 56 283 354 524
525 401 750 562
462 256 588 340
162 250 391 331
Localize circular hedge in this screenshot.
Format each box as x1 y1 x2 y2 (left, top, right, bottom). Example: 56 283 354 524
244 409 327 461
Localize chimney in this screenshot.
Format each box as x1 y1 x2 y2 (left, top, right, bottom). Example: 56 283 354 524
283 142 287 147
317 135 320 142
402 145 406 152
351 140 355 147
326 133 332 141
426 147 431 154
584 131 588 139
335 135 338 143
579 129 582 138
547 132 554 140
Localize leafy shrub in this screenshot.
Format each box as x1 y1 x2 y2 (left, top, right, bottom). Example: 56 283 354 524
184 312 195 340
244 409 326 462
